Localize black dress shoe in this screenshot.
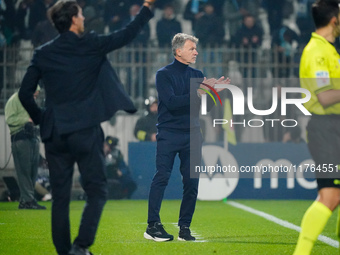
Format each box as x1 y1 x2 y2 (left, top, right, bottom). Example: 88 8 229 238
18 200 46 210
68 244 93 255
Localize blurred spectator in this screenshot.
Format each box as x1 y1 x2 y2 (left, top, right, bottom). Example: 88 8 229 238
5 89 46 209
271 26 299 78
296 0 315 46
31 12 58 47
16 0 34 40
86 0 106 18
134 98 158 142
223 0 261 41
232 14 263 48
209 0 225 16
29 0 54 34
156 4 182 48
231 14 263 77
1 0 16 44
282 126 305 144
262 0 286 35
183 0 207 33
83 4 105 34
195 2 224 77
195 2 224 47
223 0 242 40
104 0 131 32
104 136 137 199
240 0 261 19
184 0 225 33
122 4 150 46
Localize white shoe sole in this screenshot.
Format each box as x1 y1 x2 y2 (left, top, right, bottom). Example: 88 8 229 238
144 232 173 242
178 237 195 241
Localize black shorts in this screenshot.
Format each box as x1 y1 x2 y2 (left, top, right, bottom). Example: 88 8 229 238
317 178 340 190
307 115 340 189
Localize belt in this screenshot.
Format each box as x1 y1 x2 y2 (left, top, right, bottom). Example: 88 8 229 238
11 130 36 143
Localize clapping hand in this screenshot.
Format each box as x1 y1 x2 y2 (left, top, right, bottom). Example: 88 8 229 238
198 76 231 96
198 77 217 96
213 76 231 92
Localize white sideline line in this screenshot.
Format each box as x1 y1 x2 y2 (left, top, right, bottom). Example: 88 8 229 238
227 201 339 248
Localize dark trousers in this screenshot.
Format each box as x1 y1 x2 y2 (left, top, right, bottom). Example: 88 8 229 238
11 136 40 202
148 129 202 227
45 125 107 255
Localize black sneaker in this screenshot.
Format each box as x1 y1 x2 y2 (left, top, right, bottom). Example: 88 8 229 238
178 226 195 241
68 244 93 255
18 200 46 210
144 222 174 242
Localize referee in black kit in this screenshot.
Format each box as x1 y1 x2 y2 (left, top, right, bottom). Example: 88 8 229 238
18 0 155 254
144 33 229 242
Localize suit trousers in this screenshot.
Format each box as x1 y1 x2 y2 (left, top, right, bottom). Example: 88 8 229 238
148 128 202 227
45 125 107 255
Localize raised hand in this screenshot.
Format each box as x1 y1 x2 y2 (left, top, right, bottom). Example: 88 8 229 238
143 0 156 7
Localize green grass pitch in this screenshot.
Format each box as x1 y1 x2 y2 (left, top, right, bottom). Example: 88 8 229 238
0 200 338 255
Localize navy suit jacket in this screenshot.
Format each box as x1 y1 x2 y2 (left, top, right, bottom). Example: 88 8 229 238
19 7 153 142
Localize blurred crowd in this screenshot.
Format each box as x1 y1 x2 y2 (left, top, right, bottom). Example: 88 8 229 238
0 0 329 144
0 0 325 50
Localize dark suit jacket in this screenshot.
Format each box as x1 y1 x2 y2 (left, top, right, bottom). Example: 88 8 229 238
19 6 153 142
